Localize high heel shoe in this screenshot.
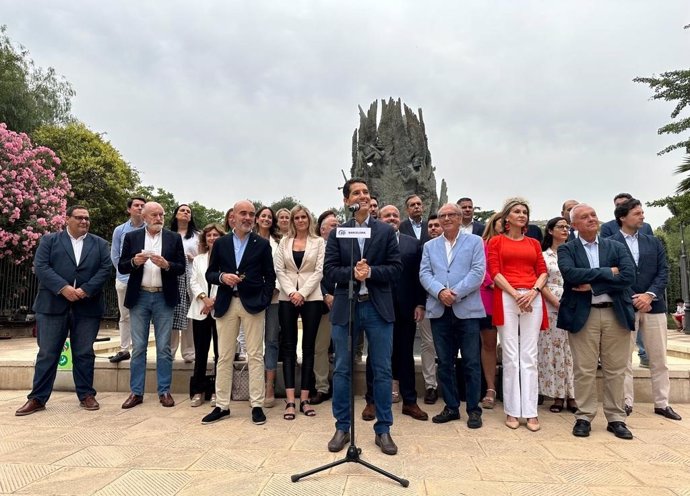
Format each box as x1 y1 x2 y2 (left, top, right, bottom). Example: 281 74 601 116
300 400 316 417
283 401 296 420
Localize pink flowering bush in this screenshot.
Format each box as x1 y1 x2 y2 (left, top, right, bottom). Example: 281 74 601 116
0 123 72 263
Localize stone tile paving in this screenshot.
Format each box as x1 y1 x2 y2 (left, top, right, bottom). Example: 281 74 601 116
0 390 689 495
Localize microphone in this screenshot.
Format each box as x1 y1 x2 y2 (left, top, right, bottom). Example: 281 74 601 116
347 203 361 213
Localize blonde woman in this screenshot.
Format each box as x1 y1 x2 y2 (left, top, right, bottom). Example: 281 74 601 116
275 205 325 419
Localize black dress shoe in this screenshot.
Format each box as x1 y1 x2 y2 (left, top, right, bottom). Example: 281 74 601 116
375 433 398 455
572 419 591 437
327 430 350 452
432 406 460 424
654 406 682 421
624 404 633 416
607 421 633 440
467 412 483 429
423 388 438 405
309 391 331 405
109 351 130 363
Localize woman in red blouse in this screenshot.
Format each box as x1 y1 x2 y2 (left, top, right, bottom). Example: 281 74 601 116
488 199 548 432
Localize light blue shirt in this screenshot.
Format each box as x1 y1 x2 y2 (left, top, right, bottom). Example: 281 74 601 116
579 236 612 303
111 220 145 284
621 230 639 265
233 231 250 267
410 218 422 240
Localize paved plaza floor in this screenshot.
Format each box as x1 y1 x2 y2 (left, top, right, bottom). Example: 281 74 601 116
1 389 690 495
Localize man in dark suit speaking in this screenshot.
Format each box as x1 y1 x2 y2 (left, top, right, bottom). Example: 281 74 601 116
324 178 403 455
16 206 111 416
118 202 186 409
557 203 636 439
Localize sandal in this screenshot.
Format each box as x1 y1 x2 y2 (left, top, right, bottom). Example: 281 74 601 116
549 399 564 413
481 389 496 409
283 401 296 420
567 399 578 414
300 400 316 417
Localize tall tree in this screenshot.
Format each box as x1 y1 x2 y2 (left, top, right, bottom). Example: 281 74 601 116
634 24 690 192
0 25 74 134
33 122 139 239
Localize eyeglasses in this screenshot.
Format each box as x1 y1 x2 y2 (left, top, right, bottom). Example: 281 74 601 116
71 216 90 222
438 213 459 219
554 225 570 230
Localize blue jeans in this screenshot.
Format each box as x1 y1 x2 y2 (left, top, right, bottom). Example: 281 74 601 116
129 291 174 396
430 308 482 415
30 310 100 404
331 300 393 434
636 330 647 360
264 303 280 371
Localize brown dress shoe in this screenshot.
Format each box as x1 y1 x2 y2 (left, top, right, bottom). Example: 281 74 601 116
402 403 429 421
79 395 100 411
159 392 175 407
15 399 45 416
362 403 376 421
121 393 144 409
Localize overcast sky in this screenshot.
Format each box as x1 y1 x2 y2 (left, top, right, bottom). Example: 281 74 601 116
4 1 689 227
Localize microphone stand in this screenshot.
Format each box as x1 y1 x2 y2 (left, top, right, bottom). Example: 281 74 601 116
291 207 409 487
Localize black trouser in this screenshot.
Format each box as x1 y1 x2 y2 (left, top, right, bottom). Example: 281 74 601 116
366 313 418 405
279 300 322 391
190 315 218 395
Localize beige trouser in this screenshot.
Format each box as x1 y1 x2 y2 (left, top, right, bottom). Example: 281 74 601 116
115 280 131 351
215 298 266 409
419 318 438 389
624 312 670 409
568 307 630 423
313 313 332 394
170 319 195 361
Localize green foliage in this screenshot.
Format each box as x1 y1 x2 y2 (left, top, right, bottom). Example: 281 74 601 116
473 208 496 223
188 201 224 229
0 25 74 134
130 185 178 221
32 122 138 239
270 196 300 212
674 154 690 194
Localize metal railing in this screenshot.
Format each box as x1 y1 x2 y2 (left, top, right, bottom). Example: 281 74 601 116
0 258 119 323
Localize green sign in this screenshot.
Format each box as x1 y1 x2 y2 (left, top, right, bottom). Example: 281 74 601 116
58 339 73 370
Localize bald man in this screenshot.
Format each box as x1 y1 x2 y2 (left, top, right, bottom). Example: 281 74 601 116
202 200 276 426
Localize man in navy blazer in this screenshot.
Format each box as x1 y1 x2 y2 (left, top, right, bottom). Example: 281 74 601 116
611 199 681 421
324 178 403 455
399 194 431 243
457 197 486 236
600 193 654 238
16 206 111 416
557 203 636 439
362 205 429 422
118 202 186 409
201 200 276 426
420 203 486 429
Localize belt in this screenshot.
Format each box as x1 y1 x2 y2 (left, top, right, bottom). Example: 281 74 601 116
141 286 163 293
232 291 240 298
357 294 370 302
591 302 614 309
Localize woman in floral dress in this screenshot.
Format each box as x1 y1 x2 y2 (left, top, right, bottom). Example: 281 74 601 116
538 217 577 413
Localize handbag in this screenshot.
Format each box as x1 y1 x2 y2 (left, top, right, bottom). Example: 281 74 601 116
231 363 250 401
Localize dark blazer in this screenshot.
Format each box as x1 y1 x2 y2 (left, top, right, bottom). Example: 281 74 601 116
610 231 668 314
557 237 636 333
393 233 426 319
600 219 653 238
324 217 403 326
206 232 276 316
32 231 112 317
470 222 486 236
118 228 186 308
399 218 431 243
526 224 543 242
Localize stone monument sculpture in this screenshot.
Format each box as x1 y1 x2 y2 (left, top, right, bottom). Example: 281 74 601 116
351 98 444 215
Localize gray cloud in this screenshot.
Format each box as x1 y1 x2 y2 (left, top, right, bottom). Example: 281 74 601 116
4 0 688 227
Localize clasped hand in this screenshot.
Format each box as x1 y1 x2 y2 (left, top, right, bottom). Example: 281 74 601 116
354 259 370 282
